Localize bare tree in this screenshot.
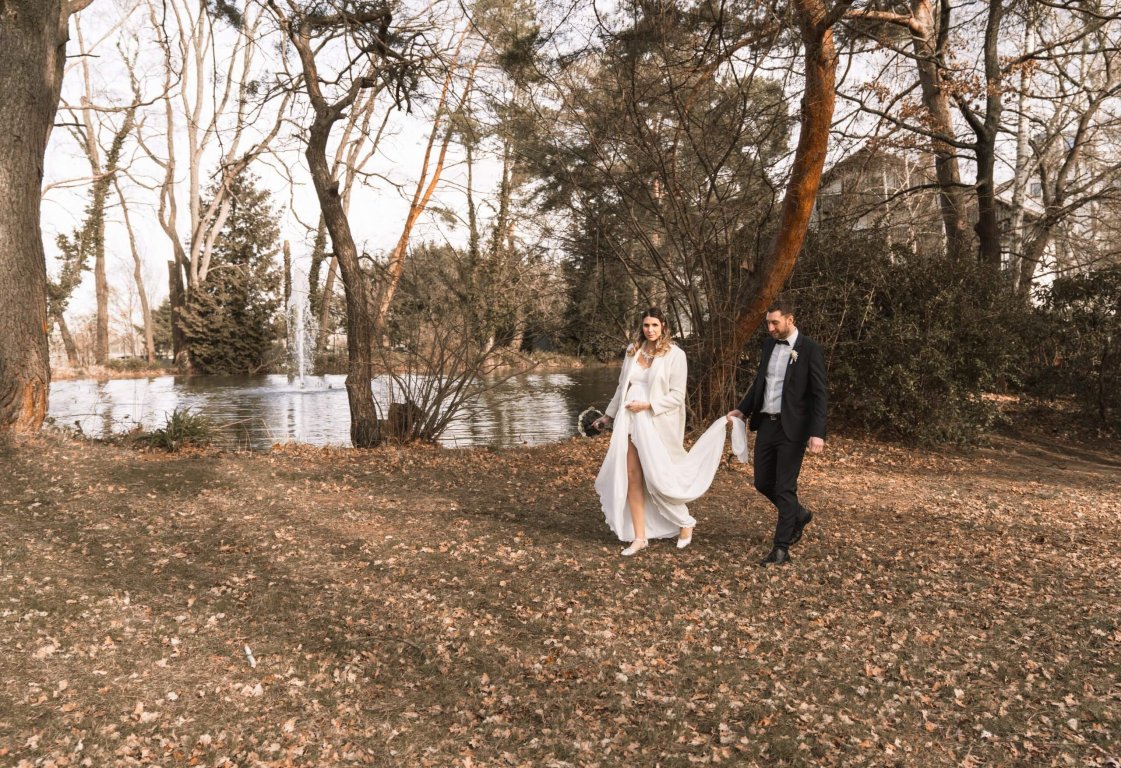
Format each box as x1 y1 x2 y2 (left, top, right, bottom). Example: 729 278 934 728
57 16 140 366
0 0 95 431
140 0 289 366
266 0 421 446
1010 11 1121 294
843 0 972 261
115 178 157 362
374 25 483 341
840 0 1121 272
310 86 392 355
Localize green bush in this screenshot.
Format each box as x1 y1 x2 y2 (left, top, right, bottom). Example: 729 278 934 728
134 408 213 451
786 228 1034 444
1029 266 1121 431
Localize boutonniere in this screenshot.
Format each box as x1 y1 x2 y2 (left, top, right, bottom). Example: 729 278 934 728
789 350 799 365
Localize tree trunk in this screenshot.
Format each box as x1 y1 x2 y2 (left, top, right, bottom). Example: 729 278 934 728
908 0 972 261
0 0 72 431
974 147 1002 268
694 0 846 421
268 2 387 446
845 1 972 259
90 184 109 365
1008 16 1036 294
282 239 292 314
168 260 188 368
1017 228 1051 298
122 200 155 364
972 0 1005 268
466 140 480 265
307 118 381 446
315 255 338 355
55 313 80 367
117 181 155 363
308 216 329 318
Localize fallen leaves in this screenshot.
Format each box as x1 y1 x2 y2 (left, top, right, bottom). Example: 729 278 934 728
0 429 1119 766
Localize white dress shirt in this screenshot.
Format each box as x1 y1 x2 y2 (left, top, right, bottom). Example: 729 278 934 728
762 329 798 415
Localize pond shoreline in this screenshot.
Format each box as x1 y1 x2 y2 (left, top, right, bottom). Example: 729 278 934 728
49 352 612 382
47 364 622 451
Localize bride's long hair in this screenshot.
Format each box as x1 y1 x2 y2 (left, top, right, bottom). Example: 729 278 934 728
628 307 673 358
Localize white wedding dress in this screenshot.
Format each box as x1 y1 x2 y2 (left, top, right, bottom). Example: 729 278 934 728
595 363 748 541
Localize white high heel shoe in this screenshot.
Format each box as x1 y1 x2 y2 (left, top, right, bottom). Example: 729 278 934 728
621 539 648 556
676 531 694 549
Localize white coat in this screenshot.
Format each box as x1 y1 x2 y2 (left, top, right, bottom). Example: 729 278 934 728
604 343 688 456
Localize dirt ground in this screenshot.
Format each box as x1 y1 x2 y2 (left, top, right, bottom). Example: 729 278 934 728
1 415 1118 767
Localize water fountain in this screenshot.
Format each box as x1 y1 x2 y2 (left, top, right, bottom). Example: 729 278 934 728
286 269 318 382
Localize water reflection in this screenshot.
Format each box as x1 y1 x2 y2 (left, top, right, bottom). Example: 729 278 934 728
48 368 620 450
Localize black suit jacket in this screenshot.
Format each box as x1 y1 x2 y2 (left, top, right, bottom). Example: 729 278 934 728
737 333 828 443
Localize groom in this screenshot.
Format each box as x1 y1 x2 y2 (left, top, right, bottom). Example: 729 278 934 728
727 298 828 566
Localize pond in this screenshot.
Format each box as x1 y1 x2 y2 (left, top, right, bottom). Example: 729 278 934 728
47 368 621 450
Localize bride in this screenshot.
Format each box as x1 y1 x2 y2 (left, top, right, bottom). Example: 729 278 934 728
592 308 733 556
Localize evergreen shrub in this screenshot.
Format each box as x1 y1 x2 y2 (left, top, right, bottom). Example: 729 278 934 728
786 228 1033 443
1029 266 1121 432
178 173 281 374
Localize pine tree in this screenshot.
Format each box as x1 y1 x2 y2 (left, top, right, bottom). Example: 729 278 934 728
148 300 174 360
178 173 282 374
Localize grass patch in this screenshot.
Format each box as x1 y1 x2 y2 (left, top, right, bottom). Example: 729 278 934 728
132 407 213 451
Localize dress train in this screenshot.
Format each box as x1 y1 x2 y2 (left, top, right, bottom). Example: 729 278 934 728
595 400 744 541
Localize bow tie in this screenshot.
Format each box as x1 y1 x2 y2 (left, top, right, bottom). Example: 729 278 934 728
774 339 790 346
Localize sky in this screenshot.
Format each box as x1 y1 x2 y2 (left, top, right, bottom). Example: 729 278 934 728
42 0 508 324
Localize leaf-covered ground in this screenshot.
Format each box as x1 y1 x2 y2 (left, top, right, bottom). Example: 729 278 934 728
1 421 1118 767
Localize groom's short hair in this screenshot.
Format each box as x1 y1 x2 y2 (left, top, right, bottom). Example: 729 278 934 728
767 297 796 317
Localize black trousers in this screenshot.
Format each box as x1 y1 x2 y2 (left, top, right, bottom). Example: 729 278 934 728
753 417 808 548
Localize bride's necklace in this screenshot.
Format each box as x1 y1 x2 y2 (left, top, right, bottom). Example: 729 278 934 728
639 345 657 362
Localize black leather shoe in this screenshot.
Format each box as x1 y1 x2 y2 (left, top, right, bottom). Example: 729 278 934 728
790 509 813 546
759 547 791 566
